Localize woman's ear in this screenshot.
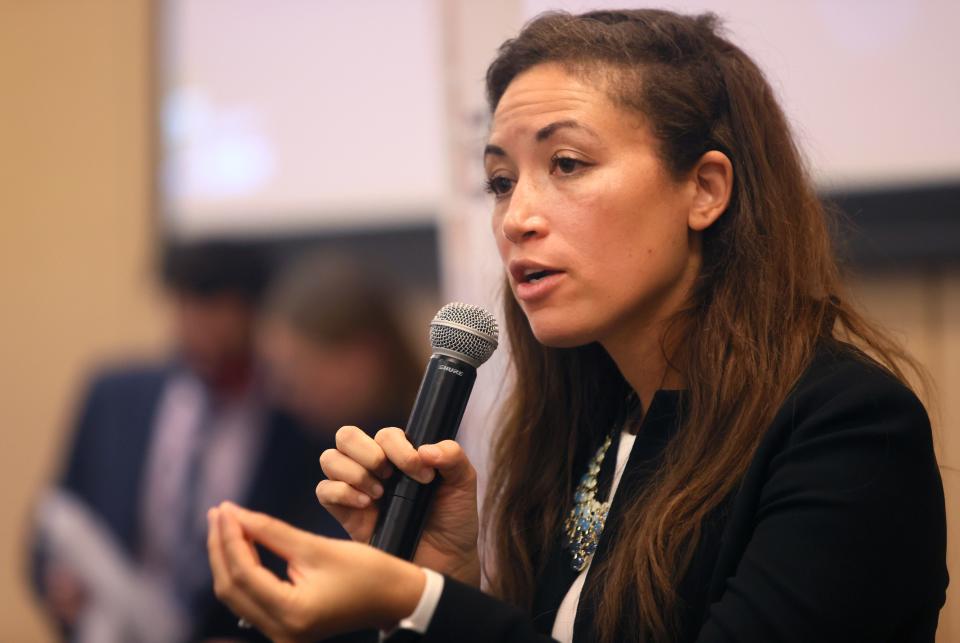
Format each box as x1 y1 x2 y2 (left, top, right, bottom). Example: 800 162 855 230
688 150 733 231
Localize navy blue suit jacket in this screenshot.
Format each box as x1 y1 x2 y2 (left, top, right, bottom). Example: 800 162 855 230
37 362 346 640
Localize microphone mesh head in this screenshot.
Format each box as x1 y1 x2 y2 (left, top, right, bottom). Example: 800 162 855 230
429 302 499 368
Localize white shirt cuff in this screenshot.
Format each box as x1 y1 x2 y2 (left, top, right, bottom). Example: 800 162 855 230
380 567 445 640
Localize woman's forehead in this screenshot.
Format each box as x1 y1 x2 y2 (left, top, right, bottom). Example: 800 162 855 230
488 65 650 150
491 65 602 135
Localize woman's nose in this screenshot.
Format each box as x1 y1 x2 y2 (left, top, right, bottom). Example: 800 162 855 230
501 179 547 244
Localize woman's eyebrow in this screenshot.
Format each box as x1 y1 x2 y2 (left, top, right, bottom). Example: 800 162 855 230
535 119 598 142
484 119 598 161
484 144 507 159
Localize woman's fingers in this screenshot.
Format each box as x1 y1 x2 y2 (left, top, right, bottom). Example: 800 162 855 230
319 449 384 500
375 428 434 484
207 508 277 633
332 429 472 489
418 440 476 488
225 502 314 562
314 481 378 542
331 425 434 486
217 506 297 619
335 426 394 478
315 479 373 510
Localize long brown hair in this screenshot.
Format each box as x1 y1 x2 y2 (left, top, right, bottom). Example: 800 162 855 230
482 10 927 641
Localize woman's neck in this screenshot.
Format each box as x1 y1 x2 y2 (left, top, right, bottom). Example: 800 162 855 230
601 319 683 417
601 253 697 414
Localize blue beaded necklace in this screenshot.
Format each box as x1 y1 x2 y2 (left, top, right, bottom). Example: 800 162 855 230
563 391 642 572
562 433 615 572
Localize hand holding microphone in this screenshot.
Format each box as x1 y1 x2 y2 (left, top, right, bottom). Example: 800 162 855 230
316 303 499 585
316 427 481 585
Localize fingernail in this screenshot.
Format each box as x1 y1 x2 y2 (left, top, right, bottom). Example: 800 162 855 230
357 493 371 507
417 469 435 484
371 483 384 498
420 445 440 460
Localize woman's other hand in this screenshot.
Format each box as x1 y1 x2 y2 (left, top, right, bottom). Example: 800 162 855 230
207 502 424 642
316 425 480 586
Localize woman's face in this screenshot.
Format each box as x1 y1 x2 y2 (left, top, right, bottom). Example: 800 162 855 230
485 63 704 349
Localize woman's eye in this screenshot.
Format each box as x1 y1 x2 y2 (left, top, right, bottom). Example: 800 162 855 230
551 156 586 175
485 176 514 197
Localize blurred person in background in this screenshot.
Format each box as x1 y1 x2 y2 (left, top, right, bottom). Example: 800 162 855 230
258 252 423 448
29 239 337 642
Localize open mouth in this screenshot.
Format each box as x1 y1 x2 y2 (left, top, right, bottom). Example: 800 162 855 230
523 269 560 283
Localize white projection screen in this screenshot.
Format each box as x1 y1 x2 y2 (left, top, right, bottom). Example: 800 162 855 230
159 0 959 237
158 0 446 236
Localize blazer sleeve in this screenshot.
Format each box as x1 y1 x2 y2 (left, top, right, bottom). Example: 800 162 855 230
417 577 557 643
695 360 948 642
27 373 107 633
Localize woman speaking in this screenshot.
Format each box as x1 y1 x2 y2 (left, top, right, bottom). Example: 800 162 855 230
206 9 947 642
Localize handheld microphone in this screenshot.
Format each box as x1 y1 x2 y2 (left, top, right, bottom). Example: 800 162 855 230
369 302 499 560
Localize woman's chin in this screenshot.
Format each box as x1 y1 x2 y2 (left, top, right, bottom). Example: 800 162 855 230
528 321 594 349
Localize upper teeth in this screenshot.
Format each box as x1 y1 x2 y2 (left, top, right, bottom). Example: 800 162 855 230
524 268 543 278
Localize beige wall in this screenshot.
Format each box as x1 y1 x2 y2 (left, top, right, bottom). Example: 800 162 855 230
0 1 956 640
0 0 165 639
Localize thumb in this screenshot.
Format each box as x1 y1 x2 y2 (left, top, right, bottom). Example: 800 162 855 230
417 441 476 488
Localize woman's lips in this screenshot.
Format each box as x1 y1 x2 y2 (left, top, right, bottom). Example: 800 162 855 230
515 270 565 302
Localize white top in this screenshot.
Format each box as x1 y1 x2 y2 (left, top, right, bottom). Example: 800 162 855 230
394 429 638 641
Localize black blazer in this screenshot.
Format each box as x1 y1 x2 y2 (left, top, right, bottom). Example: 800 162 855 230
419 344 948 642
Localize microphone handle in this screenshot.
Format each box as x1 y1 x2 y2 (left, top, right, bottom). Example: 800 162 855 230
369 354 477 559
